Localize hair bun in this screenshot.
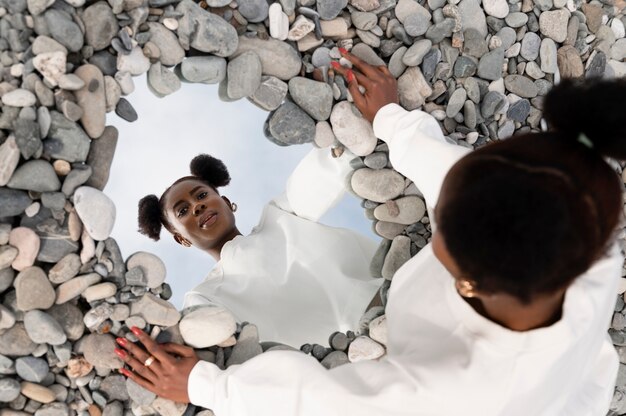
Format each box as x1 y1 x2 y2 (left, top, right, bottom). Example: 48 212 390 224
138 194 163 241
543 78 626 160
189 154 231 188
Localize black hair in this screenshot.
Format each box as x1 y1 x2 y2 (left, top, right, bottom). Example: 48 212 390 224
438 78 626 304
137 154 231 241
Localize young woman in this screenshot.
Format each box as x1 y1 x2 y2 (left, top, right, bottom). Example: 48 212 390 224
117 51 625 415
136 137 382 348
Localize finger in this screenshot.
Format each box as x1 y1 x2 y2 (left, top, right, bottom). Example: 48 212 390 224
115 348 160 384
120 367 157 393
331 62 376 90
130 326 175 366
378 65 393 77
345 71 367 109
160 343 196 358
338 49 379 78
116 337 152 363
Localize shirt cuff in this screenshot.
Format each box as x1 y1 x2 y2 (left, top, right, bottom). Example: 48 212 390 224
188 360 221 410
372 103 408 143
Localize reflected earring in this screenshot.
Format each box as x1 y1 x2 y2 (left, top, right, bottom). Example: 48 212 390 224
231 202 237 212
174 234 192 248
456 280 476 298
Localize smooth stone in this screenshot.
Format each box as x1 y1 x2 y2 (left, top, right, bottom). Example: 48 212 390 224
402 39 432 66
147 23 185 66
388 47 408 78
126 378 156 406
44 9 83 52
313 121 335 148
0 378 20 402
0 189 31 217
505 12 528 28
45 111 91 163
227 51 262 100
0 268 14 293
0 136 20 186
463 29 489 58
58 74 85 91
540 38 558 73
364 152 388 170
227 324 263 366
74 64 106 139
458 0 487 37
504 75 538 98
32 36 67 55
83 334 123 369
446 88 467 117
497 120 515 139
83 2 118 51
82 282 117 303
288 77 333 121
24 310 67 345
539 9 570 43
557 45 584 77
481 91 507 118
2 89 36 107
9 227 39 271
350 169 405 202
321 18 349 37
180 57 226 84
47 303 85 341
151 398 187 416
496 27 517 50
330 101 377 156
248 76 288 111
311 48 332 68
352 12 377 30
321 350 350 369
375 221 406 239
483 0 508 18
317 0 348 20
126 252 166 289
395 0 431 24
612 18 625 39
404 12 431 37
269 3 289 40
425 18 456 43
99 375 129 402
34 402 71 415
14 267 55 311
351 0 381 11
85 126 118 191
179 305 237 348
33 51 67 87
382 235 411 279
477 47 504 81
0 246 18 270
15 357 49 383
148 63 182 97
130 293 181 326
72 186 115 241
239 0 269 22
581 3 602 33
454 56 478 77
55 273 101 305
506 99 531 122
397 67 432 110
176 0 239 57
520 32 541 61
0 323 38 356
348 336 385 362
62 165 93 196
117 46 150 76
374 196 426 224
369 315 388 346
268 101 316 145
115 98 137 122
350 43 385 66
233 36 301 80
0 304 15 330
21 381 56 404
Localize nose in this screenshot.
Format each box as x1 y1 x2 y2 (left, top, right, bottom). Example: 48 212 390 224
193 202 206 216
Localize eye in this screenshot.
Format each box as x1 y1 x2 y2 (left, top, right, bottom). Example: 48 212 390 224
198 192 208 200
177 207 188 218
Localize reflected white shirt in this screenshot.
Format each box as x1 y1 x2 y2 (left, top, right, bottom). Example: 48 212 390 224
183 147 381 347
187 103 624 416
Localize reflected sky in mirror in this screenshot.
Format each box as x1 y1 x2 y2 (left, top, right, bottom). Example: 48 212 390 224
104 76 377 309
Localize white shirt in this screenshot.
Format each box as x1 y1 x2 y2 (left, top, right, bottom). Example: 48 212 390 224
183 147 381 347
187 103 624 416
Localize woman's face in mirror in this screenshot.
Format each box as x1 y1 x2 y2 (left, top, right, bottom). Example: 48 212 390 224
163 178 237 249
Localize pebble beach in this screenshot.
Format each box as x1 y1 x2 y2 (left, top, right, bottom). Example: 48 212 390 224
0 0 625 414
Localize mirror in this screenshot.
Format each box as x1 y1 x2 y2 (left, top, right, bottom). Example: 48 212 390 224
105 75 381 345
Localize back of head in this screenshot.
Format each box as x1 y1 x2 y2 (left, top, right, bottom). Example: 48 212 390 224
437 78 626 304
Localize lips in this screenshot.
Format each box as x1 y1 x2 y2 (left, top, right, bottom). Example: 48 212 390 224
199 211 218 228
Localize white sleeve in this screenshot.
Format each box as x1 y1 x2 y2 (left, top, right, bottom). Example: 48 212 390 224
187 351 417 416
271 146 354 222
372 103 472 223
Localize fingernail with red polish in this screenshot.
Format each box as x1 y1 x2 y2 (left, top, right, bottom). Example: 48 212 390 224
130 326 141 336
116 337 127 346
119 368 131 377
338 47 348 55
114 348 127 358
347 70 355 82
330 61 340 69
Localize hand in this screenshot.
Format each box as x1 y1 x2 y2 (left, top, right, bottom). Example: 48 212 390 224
114 326 200 404
331 48 399 123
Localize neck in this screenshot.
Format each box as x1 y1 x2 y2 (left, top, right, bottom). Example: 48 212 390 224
466 289 566 331
204 228 243 261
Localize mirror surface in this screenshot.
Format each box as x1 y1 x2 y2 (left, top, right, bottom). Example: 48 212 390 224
105 76 378 311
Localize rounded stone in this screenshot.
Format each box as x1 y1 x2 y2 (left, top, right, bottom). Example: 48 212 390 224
0 378 21 402
350 169 405 203
288 77 334 121
268 101 316 145
126 252 166 289
15 357 49 383
330 101 377 156
83 1 119 51
539 9 570 43
21 381 56 404
368 315 388 346
8 227 40 271
14 266 55 311
227 51 262 100
176 0 239 57
347 336 385 362
82 282 117 303
180 56 227 84
73 186 116 241
47 303 85 342
24 310 67 345
0 323 38 357
373 196 426 224
7 160 61 192
233 36 301 81
179 305 237 348
238 0 269 22
82 334 123 369
1 89 36 107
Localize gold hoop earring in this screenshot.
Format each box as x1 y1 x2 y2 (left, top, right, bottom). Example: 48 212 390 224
174 234 192 247
231 202 237 212
456 280 476 298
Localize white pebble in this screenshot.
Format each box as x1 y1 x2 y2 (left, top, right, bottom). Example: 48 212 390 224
10 64 24 77
25 202 41 218
162 17 179 30
612 19 625 39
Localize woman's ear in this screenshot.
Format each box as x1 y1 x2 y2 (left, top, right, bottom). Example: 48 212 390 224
173 233 192 247
222 196 237 212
